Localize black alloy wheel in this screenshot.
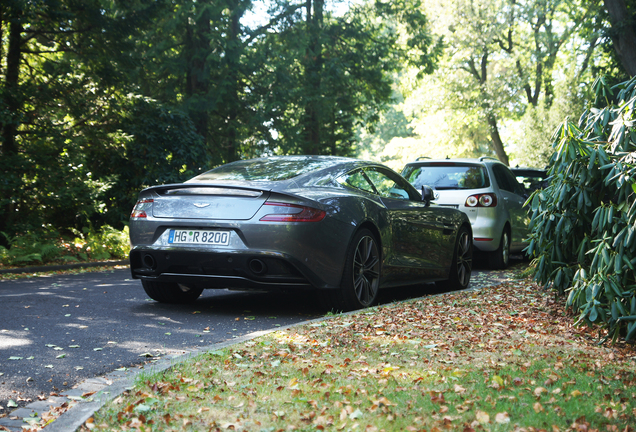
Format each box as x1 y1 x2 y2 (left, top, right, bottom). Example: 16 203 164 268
334 228 381 311
445 226 473 290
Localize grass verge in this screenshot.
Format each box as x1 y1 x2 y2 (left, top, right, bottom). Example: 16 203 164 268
81 277 636 432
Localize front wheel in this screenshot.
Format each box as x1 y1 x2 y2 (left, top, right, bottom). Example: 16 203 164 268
329 229 381 311
443 226 473 290
141 280 203 304
488 229 510 270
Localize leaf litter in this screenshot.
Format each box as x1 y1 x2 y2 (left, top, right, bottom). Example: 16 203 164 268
77 276 636 432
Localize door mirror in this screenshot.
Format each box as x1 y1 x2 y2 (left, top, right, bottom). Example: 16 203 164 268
421 185 434 207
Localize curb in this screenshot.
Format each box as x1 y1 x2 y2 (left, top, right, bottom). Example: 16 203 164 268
0 260 129 275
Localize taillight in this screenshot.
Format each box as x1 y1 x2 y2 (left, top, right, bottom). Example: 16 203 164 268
131 199 154 219
465 193 497 207
259 202 326 222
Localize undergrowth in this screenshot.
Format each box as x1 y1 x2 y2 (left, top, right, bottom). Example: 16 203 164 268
0 226 129 268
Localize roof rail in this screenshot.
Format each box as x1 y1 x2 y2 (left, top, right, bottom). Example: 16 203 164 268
479 156 499 162
415 156 430 161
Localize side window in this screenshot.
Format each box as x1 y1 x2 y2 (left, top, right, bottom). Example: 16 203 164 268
365 168 412 200
337 169 376 194
492 165 513 193
503 168 526 196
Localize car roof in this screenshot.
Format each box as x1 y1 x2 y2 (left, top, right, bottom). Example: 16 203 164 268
511 167 547 176
185 155 407 190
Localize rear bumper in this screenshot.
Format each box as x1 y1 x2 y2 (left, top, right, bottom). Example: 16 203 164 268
130 247 324 290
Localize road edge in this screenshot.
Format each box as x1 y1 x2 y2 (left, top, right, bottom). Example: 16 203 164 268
0 260 129 275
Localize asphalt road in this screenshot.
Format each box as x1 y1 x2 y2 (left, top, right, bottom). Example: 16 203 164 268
0 261 518 417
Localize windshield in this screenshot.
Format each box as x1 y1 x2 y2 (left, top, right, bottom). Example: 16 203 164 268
189 157 341 182
402 164 490 190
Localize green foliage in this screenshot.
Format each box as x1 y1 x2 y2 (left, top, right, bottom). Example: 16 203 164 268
527 76 636 343
0 232 63 267
0 226 130 267
0 0 165 238
71 226 131 261
2 0 441 240
90 98 208 227
510 76 590 167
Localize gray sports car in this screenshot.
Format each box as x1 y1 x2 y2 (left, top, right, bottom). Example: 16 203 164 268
129 156 473 310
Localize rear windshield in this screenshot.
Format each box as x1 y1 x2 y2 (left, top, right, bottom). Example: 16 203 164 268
402 164 490 190
189 157 339 182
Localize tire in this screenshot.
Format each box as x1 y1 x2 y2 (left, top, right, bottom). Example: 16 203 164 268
488 228 510 270
142 280 203 304
329 229 381 311
442 225 473 290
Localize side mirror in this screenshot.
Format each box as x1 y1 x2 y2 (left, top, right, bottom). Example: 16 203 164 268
421 185 434 207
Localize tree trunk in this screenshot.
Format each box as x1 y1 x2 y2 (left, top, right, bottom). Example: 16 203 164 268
303 0 324 155
2 15 22 156
0 10 22 245
225 0 242 163
604 0 636 77
486 112 510 166
184 7 211 144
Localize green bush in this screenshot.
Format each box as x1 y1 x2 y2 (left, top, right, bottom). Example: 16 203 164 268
71 225 130 261
0 226 130 267
527 76 636 343
0 231 63 266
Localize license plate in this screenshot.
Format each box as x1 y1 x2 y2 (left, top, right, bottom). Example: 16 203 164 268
168 229 230 245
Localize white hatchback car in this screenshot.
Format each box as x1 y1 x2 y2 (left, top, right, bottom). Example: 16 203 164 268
401 157 529 269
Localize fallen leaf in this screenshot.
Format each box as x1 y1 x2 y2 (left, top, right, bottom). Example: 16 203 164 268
495 412 510 424
349 408 364 420
475 411 489 424
534 387 547 397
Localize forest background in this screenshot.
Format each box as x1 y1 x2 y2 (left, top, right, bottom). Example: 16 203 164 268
0 0 633 253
